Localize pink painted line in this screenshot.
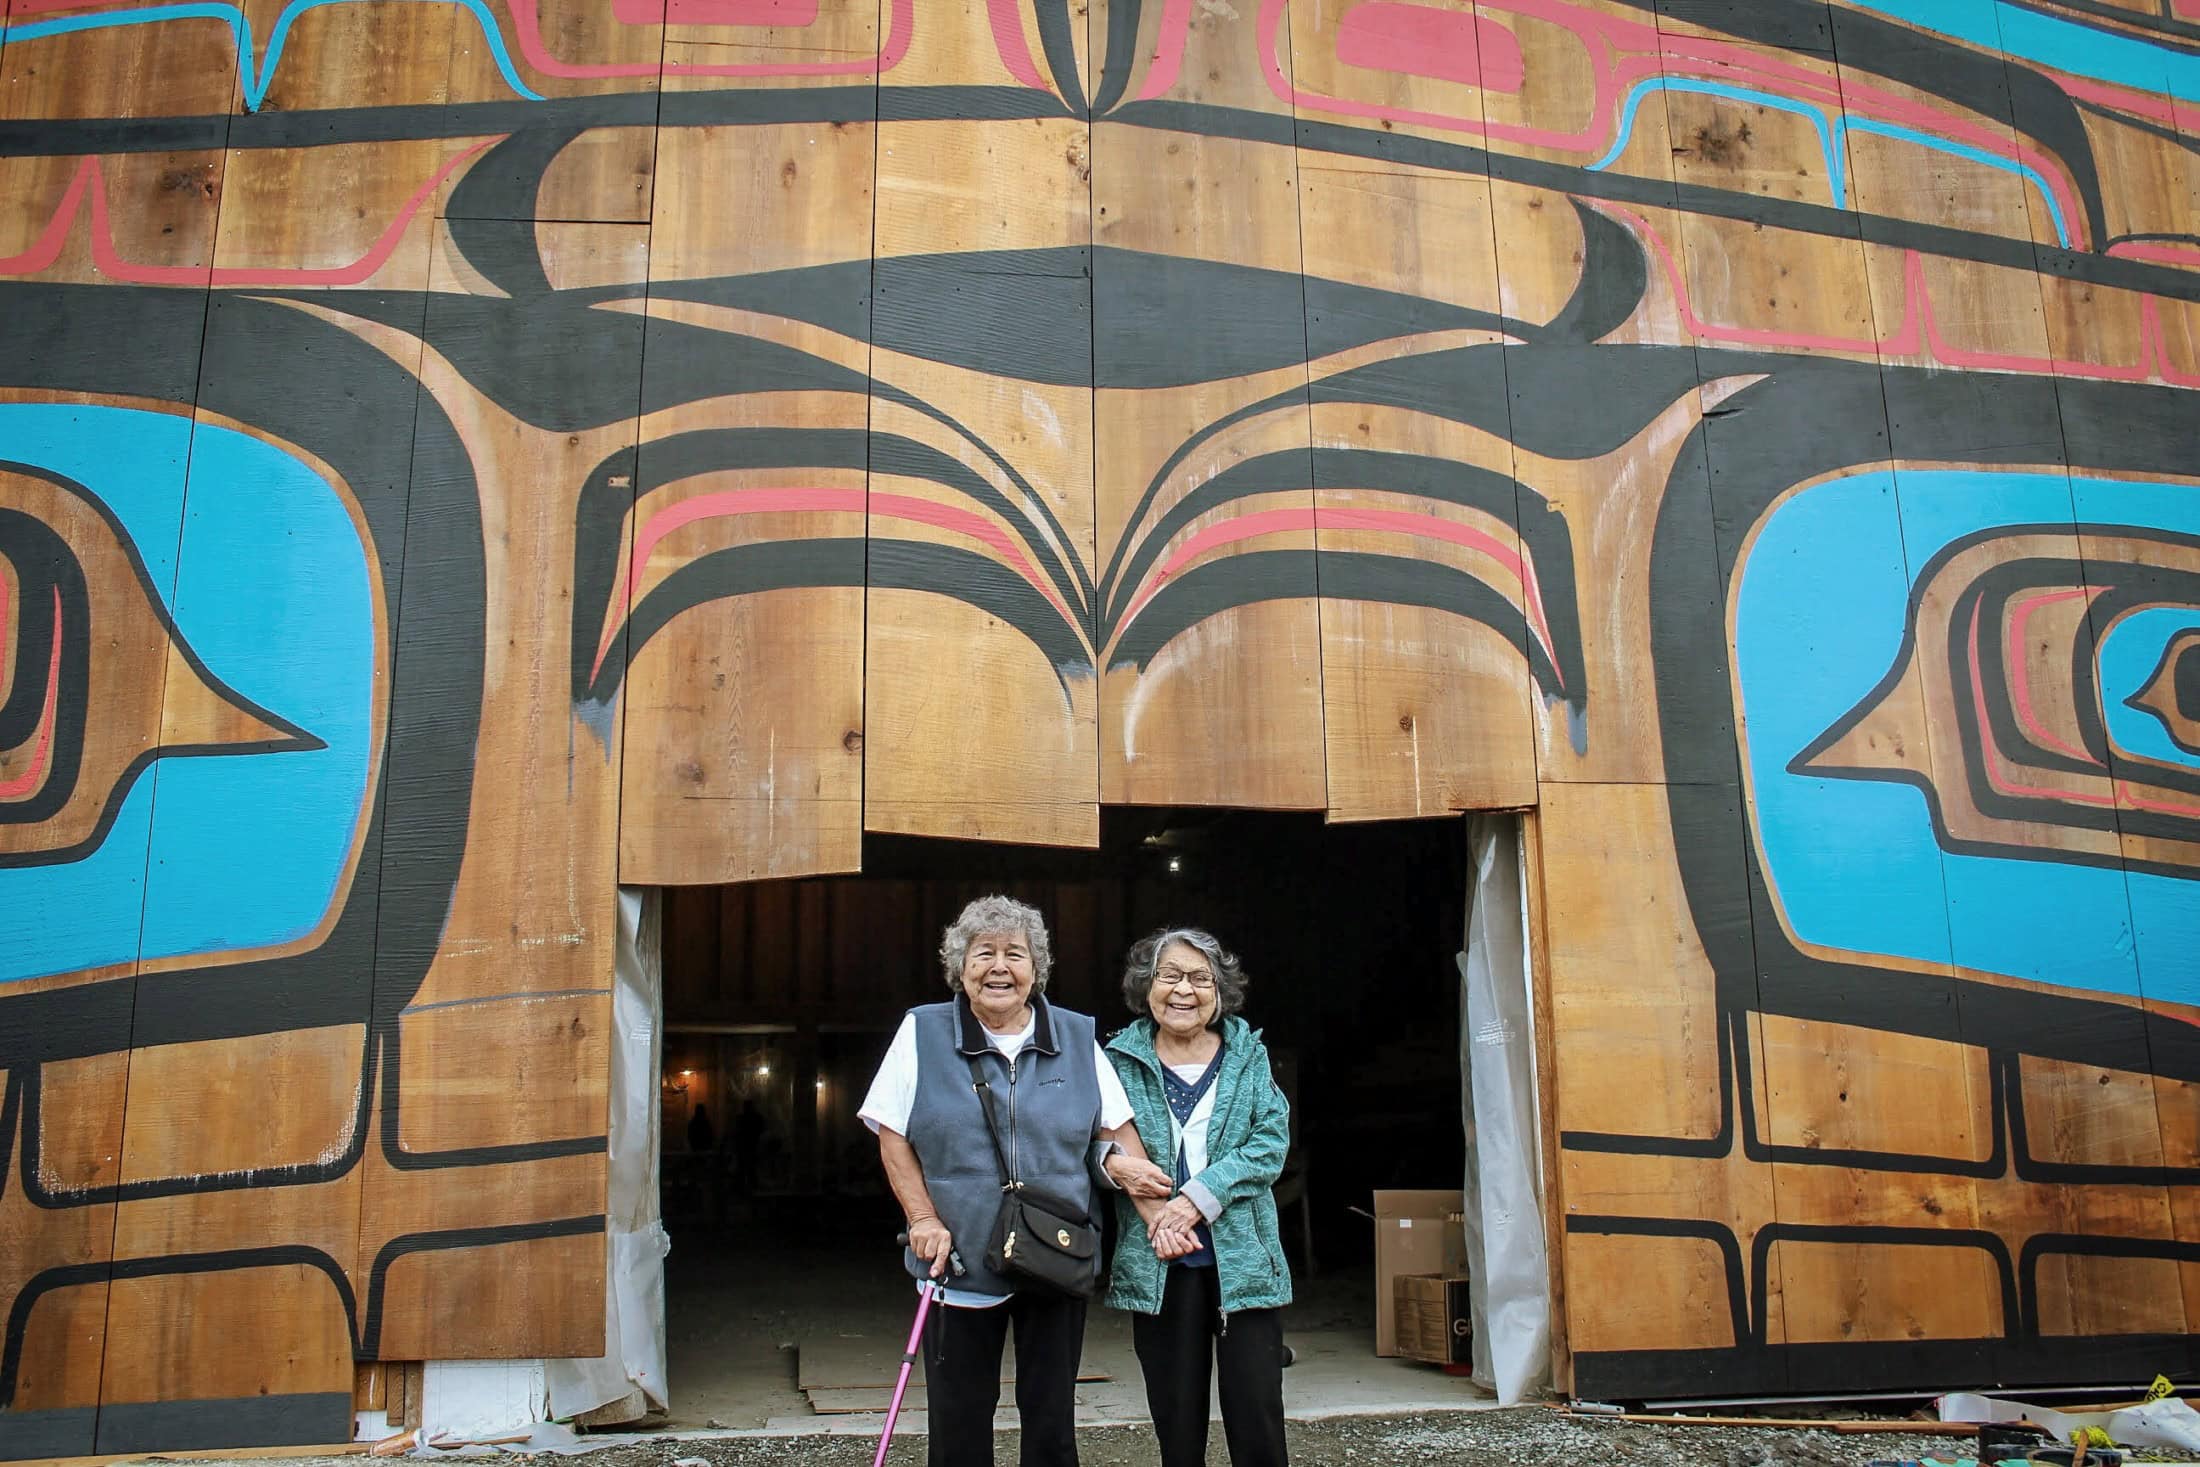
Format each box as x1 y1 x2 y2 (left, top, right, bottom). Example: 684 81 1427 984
2108 239 2200 267
2046 67 2200 134
503 0 911 78
2143 297 2200 389
1118 504 1566 691
0 588 61 801
594 485 863 679
1121 507 1314 625
1317 505 1563 686
2004 586 2104 766
0 564 15 707
1335 2 1525 93
1248 0 2084 243
1136 0 1191 99
0 155 95 279
1967 595 2118 809
1608 202 1902 353
1671 41 2086 244
2120 782 2200 819
595 484 1078 680
869 490 1078 630
622 0 817 24
1609 207 2193 389
0 142 494 285
985 0 1049 88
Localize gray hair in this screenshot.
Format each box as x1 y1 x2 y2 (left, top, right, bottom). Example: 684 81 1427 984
938 894 1054 992
1121 927 1247 1025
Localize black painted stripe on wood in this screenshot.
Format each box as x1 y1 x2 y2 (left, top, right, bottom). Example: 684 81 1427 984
93 1392 354 1454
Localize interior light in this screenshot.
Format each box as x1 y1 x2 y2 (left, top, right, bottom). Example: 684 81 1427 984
1166 855 1183 874
757 1064 772 1078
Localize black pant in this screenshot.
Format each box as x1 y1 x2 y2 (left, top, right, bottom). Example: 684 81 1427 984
922 1289 1086 1467
1131 1265 1288 1467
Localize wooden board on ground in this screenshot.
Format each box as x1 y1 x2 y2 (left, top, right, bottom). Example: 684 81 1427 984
796 1330 1107 1392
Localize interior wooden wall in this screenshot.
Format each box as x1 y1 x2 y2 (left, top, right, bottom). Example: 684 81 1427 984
2 0 2199 1452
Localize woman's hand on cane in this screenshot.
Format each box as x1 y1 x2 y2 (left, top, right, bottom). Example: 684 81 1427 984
906 1215 955 1278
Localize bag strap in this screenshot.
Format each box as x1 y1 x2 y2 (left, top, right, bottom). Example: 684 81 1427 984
966 1056 1016 1192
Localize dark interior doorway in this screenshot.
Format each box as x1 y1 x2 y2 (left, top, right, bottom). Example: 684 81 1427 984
655 809 1470 1427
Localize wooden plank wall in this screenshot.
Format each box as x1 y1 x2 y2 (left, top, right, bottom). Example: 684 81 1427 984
3 0 2200 1450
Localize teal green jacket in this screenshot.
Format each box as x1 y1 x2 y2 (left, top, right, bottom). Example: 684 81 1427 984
1103 1016 1294 1316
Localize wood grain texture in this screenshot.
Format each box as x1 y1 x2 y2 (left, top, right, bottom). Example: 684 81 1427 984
619 120 874 884
1094 123 1325 810
7 0 2200 1429
865 109 1099 845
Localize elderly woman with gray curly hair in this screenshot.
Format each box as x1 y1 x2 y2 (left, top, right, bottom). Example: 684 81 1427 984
1102 927 1293 1467
858 894 1159 1467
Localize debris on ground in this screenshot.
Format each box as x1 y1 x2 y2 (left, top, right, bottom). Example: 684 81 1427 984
196 1406 2139 1467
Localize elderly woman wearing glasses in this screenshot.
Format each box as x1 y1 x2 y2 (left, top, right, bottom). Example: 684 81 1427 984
1102 927 1293 1467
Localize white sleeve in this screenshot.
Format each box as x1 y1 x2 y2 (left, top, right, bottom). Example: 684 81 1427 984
859 1015 920 1136
1094 1042 1135 1130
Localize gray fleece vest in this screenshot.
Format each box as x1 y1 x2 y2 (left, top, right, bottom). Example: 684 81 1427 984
900 995 1103 1295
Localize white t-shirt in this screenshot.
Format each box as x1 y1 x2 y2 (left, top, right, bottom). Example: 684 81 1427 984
1166 1061 1217 1179
860 1009 1134 1308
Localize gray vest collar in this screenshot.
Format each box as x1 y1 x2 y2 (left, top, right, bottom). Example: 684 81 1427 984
954 991 1061 1058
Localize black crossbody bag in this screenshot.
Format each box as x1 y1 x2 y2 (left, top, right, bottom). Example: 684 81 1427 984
967 1058 1100 1297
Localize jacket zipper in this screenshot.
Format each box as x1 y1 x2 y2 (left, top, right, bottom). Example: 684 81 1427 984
1006 1052 1019 1187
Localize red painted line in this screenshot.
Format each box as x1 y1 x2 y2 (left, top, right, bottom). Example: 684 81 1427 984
1968 594 2118 809
2109 240 2200 268
1136 0 1192 99
1245 0 2084 242
2119 782 2200 819
0 155 97 278
1610 201 1908 353
593 485 863 680
1121 507 1314 626
0 587 61 801
0 141 495 285
868 490 1078 629
2143 297 2200 389
1608 206 2189 388
2003 586 2105 766
2046 67 2200 134
1119 504 1564 690
504 0 911 77
651 0 818 24
0 563 14 697
1317 505 1563 686
985 0 1049 88
593 484 1078 682
1334 2 1525 93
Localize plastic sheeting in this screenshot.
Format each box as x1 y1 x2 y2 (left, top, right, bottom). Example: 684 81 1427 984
545 887 672 1423
1457 814 1553 1404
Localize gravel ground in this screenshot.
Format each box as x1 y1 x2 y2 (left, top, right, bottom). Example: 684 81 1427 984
272 1409 2027 1466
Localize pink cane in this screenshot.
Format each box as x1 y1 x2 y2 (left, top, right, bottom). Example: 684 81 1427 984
875 1234 962 1467
872 1278 942 1467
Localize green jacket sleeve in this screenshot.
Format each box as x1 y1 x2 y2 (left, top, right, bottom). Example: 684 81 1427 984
1184 1048 1290 1219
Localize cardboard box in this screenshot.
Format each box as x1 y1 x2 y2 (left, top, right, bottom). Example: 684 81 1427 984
1371 1190 1467 1357
1393 1274 1473 1366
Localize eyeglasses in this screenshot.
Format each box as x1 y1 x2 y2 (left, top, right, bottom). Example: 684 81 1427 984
1154 967 1216 991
